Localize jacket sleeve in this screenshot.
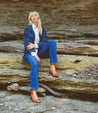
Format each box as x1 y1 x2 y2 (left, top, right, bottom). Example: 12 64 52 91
23 25 35 53
37 27 48 48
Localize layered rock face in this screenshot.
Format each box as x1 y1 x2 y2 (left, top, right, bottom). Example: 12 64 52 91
0 39 98 100
0 0 98 39
0 0 98 101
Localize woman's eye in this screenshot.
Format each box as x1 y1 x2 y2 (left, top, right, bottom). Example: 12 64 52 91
31 15 37 18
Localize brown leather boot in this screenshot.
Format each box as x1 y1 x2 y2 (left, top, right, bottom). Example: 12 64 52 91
31 89 40 103
49 64 59 77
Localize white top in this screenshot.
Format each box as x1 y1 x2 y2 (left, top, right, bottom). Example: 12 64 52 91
31 23 40 56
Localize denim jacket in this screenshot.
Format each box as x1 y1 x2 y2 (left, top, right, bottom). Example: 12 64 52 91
22 25 48 63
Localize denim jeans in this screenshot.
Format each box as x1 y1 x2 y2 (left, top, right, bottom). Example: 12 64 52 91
27 40 58 89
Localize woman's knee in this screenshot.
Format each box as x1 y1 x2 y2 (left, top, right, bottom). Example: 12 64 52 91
27 55 39 67
48 40 56 45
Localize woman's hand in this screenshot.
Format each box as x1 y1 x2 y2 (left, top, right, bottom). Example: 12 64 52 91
35 55 40 63
27 42 35 50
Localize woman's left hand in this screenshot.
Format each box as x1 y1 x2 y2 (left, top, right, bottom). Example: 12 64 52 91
35 55 40 63
27 42 35 49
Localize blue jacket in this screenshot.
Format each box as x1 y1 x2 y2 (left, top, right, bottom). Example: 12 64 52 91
22 25 48 63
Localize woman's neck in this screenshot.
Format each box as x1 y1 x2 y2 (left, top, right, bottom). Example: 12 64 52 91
33 22 38 27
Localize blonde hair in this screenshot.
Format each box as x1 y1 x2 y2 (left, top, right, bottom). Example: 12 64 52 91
28 11 42 35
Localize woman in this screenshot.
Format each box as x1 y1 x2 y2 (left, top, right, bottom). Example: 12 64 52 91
22 11 59 103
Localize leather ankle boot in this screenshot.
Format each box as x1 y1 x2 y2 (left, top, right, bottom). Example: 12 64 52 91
49 64 59 77
31 89 40 103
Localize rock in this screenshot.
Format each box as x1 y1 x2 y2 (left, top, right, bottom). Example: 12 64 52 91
0 40 24 53
0 0 98 105
0 52 98 96
0 0 98 39
0 90 11 98
19 85 46 94
0 39 98 56
0 91 98 113
56 38 98 56
7 83 19 91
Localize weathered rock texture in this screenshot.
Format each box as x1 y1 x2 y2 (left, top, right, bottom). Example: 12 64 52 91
0 52 98 96
0 91 98 113
0 0 98 39
0 0 98 101
0 38 98 56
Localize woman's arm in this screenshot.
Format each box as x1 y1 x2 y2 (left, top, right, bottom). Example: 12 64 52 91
23 25 36 53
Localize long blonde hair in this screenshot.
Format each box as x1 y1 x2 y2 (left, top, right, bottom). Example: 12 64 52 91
28 11 42 35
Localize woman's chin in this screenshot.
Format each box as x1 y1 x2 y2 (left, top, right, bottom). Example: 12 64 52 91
32 20 38 23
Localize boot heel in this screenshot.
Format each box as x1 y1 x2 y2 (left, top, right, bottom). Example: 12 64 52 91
30 94 40 103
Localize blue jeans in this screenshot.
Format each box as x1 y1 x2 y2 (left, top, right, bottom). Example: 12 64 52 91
27 40 58 89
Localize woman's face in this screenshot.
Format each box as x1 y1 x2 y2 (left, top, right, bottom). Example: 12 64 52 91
30 13 39 24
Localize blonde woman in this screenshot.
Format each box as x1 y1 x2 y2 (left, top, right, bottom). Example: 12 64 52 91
22 11 59 103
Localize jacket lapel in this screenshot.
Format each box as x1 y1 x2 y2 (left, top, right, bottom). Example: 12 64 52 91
30 25 35 42
39 33 41 40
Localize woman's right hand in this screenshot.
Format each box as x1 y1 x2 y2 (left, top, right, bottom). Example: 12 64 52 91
35 55 40 63
27 42 35 50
